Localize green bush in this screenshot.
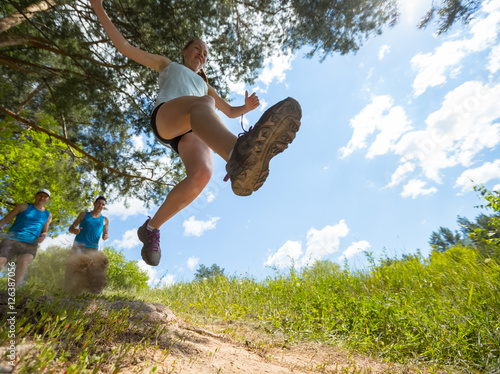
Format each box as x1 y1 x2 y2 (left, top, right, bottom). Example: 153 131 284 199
103 247 149 291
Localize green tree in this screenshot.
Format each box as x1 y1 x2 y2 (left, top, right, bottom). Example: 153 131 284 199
428 186 500 260
429 226 462 253
0 0 485 214
103 246 149 290
469 186 500 259
0 0 401 202
418 0 483 35
194 263 225 281
0 118 92 232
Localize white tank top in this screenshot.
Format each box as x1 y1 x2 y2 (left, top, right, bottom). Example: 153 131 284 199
153 62 208 109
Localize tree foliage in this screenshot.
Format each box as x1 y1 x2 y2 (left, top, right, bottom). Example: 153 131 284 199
429 226 462 253
0 0 484 228
418 0 483 34
103 246 149 290
194 263 225 281
429 186 500 261
0 117 91 232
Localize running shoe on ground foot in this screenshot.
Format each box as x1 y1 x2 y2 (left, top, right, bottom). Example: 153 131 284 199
137 217 161 266
225 97 302 196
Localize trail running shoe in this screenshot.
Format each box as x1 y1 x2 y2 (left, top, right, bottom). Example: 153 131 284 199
137 217 161 266
225 97 302 196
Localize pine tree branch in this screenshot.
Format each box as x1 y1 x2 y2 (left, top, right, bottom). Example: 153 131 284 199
0 0 56 34
15 82 44 113
0 54 149 118
0 105 173 187
0 33 129 69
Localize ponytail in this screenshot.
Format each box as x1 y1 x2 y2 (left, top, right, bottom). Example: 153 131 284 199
198 68 208 83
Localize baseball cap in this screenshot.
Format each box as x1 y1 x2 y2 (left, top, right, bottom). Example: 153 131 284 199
36 188 51 197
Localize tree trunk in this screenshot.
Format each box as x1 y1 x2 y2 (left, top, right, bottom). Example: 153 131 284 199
0 0 56 34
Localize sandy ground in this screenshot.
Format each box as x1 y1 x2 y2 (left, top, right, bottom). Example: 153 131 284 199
0 298 453 373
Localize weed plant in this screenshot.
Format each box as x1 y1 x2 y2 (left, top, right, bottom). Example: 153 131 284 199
157 246 499 372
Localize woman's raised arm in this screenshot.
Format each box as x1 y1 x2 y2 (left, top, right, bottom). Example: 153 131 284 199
90 0 170 73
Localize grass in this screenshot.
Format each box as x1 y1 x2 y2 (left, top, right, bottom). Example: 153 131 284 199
156 246 499 372
0 245 498 372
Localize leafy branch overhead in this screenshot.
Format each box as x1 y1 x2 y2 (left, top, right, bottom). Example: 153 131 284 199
0 0 483 226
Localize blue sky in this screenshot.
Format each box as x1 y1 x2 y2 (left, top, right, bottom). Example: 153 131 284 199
41 0 500 286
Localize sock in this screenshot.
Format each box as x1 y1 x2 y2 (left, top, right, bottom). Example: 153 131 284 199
228 149 233 160
147 224 157 231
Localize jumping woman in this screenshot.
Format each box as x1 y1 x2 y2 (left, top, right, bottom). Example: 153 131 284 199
90 0 301 266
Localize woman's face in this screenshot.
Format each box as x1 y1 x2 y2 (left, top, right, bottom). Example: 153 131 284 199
182 40 208 72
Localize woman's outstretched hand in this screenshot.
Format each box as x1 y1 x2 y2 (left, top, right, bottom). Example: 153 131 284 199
244 91 260 112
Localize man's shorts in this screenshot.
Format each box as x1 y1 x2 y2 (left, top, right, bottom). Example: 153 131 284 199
0 239 38 260
72 242 98 255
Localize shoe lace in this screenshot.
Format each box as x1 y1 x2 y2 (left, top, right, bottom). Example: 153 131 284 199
147 229 160 252
237 114 253 137
224 115 253 182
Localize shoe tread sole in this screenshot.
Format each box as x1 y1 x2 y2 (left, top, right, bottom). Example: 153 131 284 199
227 97 302 196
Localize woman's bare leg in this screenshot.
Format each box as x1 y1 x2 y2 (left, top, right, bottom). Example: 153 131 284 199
155 95 237 161
148 132 213 229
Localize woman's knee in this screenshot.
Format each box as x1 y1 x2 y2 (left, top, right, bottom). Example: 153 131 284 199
188 163 213 190
191 95 215 112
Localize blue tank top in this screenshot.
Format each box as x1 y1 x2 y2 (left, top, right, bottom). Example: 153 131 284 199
8 203 50 243
153 62 208 109
75 212 104 248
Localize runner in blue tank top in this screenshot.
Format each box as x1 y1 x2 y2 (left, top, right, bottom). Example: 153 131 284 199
0 189 53 289
69 196 109 253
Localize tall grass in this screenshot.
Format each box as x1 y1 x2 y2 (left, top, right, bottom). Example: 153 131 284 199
1 246 497 372
157 246 500 372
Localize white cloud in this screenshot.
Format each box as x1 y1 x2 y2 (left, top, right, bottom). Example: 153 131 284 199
378 44 391 60
129 134 144 151
112 228 141 250
257 52 295 90
227 80 246 96
39 233 74 250
206 190 216 203
264 221 354 269
187 256 200 270
259 99 269 111
338 240 371 262
182 216 220 237
401 179 438 199
411 4 500 96
487 44 500 73
264 240 303 269
455 160 500 192
136 261 175 287
159 274 176 287
339 95 412 159
385 161 416 188
106 197 149 221
394 81 500 183
342 81 500 197
137 260 159 286
299 221 350 267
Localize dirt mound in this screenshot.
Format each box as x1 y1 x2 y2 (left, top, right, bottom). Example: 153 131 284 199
0 296 442 373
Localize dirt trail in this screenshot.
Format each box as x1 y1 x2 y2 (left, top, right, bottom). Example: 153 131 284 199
1 298 442 373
